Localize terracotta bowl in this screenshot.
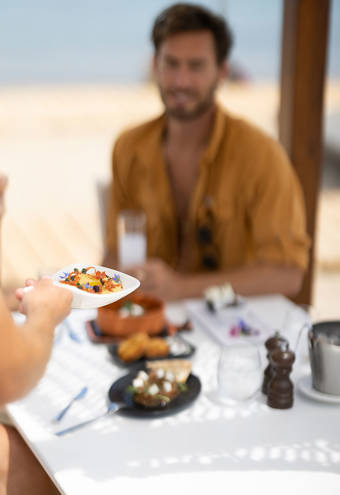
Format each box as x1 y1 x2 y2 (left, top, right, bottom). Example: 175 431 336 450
96 292 165 338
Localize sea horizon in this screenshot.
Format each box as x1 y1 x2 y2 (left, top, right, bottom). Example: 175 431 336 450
0 0 339 87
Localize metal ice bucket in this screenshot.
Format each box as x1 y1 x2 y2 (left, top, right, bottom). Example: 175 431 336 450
308 321 340 396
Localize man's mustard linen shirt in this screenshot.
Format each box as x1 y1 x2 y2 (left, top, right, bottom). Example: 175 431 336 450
106 105 310 273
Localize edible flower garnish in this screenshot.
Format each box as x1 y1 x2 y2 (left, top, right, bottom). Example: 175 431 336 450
229 318 260 337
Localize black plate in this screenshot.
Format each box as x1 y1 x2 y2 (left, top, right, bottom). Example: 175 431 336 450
108 335 196 369
108 371 201 418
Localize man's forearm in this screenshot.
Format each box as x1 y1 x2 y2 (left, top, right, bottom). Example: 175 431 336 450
0 317 55 405
177 264 303 300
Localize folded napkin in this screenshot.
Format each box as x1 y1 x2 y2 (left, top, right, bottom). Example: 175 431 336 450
186 294 307 347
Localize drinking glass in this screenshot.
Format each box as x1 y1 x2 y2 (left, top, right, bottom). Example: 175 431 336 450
216 343 262 403
293 305 320 359
117 209 146 269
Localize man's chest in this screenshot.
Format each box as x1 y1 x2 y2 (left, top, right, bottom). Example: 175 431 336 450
165 148 202 218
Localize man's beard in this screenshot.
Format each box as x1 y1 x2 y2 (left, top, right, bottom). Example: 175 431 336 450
159 82 217 121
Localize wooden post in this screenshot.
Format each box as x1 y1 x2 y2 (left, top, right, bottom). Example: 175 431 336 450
279 0 330 305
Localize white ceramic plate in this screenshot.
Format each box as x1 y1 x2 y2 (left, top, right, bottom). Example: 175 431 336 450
52 263 140 309
297 375 340 404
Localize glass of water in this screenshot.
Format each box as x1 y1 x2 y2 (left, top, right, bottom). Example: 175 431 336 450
117 209 146 269
217 343 262 403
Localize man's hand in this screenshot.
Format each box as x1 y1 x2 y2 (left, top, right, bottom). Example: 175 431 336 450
16 278 72 327
129 258 181 301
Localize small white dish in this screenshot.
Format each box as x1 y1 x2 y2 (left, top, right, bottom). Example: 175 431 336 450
52 263 140 309
297 375 340 404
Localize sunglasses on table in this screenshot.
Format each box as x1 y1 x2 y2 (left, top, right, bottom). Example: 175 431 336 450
196 198 219 270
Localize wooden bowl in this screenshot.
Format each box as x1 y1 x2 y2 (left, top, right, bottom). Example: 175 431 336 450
96 292 165 338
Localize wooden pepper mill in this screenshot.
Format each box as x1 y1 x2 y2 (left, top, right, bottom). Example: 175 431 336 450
267 348 295 409
262 332 289 394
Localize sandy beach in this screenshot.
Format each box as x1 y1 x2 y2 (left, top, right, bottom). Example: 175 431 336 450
1 80 340 316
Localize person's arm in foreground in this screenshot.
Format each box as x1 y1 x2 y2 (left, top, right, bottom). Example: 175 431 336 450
127 258 303 301
0 173 23 312
0 174 7 283
0 278 72 407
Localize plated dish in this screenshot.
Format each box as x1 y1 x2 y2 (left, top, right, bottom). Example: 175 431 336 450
52 264 140 309
297 375 340 404
108 361 201 418
108 333 195 368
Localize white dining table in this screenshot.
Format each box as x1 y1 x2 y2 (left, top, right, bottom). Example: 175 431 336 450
6 295 340 495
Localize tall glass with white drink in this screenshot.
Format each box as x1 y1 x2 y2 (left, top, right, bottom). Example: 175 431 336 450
117 210 146 268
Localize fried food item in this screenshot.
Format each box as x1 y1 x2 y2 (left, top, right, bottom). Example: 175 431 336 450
144 338 170 358
117 333 149 362
117 334 172 363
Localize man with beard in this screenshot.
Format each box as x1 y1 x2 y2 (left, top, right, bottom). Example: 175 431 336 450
104 3 310 301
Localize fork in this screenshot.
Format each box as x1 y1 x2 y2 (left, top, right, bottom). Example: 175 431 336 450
55 401 120 436
63 318 83 343
53 386 88 422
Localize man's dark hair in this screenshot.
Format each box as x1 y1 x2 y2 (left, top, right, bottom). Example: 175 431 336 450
151 3 233 64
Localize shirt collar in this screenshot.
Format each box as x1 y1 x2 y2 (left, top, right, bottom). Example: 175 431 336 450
136 114 166 169
201 103 227 165
135 103 227 168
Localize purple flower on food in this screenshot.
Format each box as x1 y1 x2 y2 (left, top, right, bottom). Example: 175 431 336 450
239 318 248 330
59 272 69 280
229 326 241 337
84 283 91 290
113 274 121 283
